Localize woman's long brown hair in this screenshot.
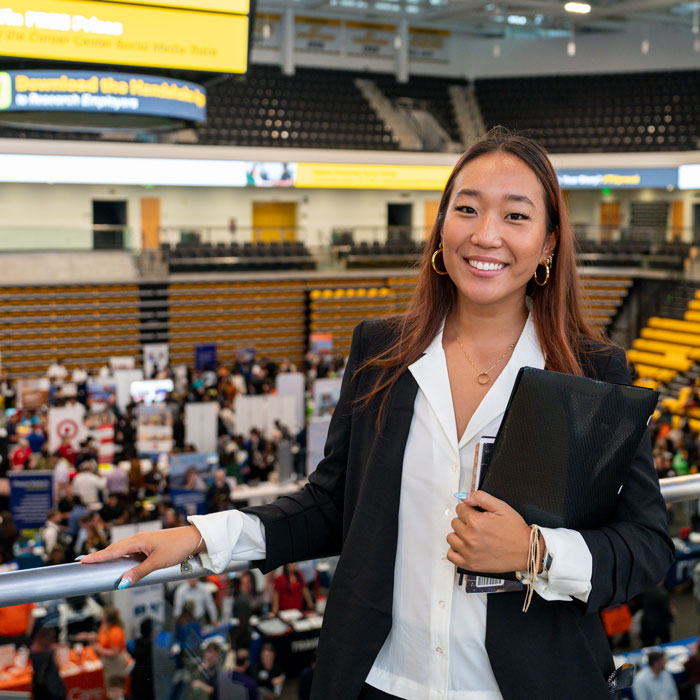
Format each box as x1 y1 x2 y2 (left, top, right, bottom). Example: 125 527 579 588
356 127 606 425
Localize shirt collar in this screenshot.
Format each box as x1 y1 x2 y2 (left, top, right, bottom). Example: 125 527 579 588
408 312 544 452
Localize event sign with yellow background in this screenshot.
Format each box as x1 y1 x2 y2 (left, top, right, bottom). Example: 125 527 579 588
0 70 206 121
0 0 249 72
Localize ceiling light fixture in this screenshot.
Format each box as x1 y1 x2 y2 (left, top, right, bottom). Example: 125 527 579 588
567 39 576 55
564 2 591 14
641 38 649 54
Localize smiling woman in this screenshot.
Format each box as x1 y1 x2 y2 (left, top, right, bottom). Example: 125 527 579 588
82 127 674 700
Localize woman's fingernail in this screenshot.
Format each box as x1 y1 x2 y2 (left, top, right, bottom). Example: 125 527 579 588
117 579 131 590
454 492 468 500
74 555 86 561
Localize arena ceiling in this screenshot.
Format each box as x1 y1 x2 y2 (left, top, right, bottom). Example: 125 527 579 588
258 0 700 38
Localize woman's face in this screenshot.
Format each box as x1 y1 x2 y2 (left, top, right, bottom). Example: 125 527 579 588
441 151 555 314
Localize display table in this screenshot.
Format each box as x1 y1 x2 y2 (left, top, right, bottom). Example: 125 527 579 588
233 481 303 507
253 611 323 676
0 646 105 697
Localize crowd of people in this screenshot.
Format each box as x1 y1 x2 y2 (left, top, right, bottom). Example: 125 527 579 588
0 350 346 699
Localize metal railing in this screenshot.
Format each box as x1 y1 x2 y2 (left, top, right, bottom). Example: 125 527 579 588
1 473 699 607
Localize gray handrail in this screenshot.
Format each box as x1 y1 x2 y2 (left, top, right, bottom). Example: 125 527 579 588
1 474 698 607
0 556 250 607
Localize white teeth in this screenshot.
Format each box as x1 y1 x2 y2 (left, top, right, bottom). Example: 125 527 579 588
468 259 505 271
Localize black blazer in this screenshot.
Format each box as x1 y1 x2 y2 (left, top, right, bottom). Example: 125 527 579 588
245 319 675 700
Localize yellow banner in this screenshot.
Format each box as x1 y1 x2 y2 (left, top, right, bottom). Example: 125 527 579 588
108 0 249 13
0 0 248 72
295 163 453 190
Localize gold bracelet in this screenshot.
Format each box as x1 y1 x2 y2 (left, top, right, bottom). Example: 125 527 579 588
515 524 541 613
180 535 204 575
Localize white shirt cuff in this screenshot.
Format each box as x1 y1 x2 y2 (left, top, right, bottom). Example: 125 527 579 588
188 510 267 574
532 526 592 603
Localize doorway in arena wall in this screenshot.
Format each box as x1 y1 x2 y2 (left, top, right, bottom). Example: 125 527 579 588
140 198 161 250
387 202 413 243
92 200 127 250
252 202 297 242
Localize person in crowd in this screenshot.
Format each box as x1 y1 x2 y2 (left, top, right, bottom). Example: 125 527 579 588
298 658 315 700
173 577 218 625
30 626 66 700
128 458 143 496
207 468 233 512
0 601 35 646
106 675 134 700
163 507 183 529
184 466 207 491
40 509 63 558
72 460 106 506
52 452 72 500
143 461 165 496
93 606 128 687
81 523 109 555
27 423 46 454
0 509 19 563
47 358 68 384
57 435 77 466
219 647 259 700
106 463 129 496
83 129 675 700
634 582 676 648
101 493 125 524
33 445 53 471
75 511 107 555
188 641 221 699
271 563 314 616
63 595 103 641
75 439 100 469
252 643 285 699
11 438 32 469
130 617 155 700
632 650 679 700
46 544 66 566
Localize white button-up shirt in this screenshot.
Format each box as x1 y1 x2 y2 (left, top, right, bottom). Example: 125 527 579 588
190 315 593 700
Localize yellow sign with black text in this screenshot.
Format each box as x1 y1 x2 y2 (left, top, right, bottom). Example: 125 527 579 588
295 163 453 190
0 0 249 72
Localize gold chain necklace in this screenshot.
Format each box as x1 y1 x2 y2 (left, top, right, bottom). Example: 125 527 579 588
455 334 516 385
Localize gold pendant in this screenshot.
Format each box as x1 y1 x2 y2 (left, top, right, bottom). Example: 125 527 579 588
477 372 490 385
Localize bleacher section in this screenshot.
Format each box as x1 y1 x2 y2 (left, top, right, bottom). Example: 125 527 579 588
340 240 424 269
576 240 691 270
0 272 636 378
168 281 307 366
0 284 142 375
162 241 316 273
475 70 700 153
198 65 399 151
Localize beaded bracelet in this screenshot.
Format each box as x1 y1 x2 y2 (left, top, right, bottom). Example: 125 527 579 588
515 524 541 613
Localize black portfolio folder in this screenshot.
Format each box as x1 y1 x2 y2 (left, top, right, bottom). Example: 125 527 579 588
459 366 659 581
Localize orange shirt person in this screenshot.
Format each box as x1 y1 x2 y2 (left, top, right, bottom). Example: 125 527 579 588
0 602 35 646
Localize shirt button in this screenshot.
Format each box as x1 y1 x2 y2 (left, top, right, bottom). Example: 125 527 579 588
435 646 443 654
438 600 446 609
444 508 451 517
440 554 447 561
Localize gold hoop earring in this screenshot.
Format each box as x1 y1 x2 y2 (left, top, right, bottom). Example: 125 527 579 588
533 253 554 287
431 246 449 276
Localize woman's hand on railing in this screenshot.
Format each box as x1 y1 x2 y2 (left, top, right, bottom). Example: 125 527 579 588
80 525 204 588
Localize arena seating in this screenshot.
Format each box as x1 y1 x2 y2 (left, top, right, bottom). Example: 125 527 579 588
576 240 691 270
340 240 424 269
0 271 634 377
0 284 142 375
162 241 316 273
475 70 700 152
197 65 399 151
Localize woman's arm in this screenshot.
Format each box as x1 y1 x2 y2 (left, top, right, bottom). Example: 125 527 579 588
81 321 367 584
578 347 675 613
